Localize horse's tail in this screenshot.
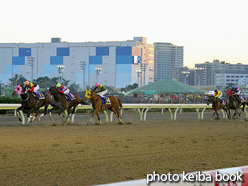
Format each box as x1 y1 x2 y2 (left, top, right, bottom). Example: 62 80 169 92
117 97 122 109
81 98 89 105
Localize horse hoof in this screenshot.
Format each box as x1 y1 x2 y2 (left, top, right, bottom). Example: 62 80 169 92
95 123 101 125
117 122 124 125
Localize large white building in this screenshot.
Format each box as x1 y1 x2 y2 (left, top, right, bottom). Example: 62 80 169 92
0 37 154 89
154 42 184 81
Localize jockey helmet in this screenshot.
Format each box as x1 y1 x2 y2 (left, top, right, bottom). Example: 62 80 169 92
24 81 29 86
214 89 217 93
232 85 236 89
95 82 99 87
56 83 61 88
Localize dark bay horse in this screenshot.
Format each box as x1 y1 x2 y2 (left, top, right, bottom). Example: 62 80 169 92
84 89 123 125
207 95 229 119
12 85 52 124
48 86 88 125
226 89 247 118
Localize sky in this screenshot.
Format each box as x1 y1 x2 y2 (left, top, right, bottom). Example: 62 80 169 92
0 0 248 68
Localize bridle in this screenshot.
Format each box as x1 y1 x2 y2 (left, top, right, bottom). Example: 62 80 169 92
19 87 30 101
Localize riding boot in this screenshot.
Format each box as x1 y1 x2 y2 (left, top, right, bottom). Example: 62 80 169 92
238 96 242 103
35 92 39 99
101 97 106 110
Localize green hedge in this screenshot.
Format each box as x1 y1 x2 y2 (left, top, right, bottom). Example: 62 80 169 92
0 97 21 103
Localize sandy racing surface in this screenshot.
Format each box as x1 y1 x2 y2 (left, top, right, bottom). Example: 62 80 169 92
1 112 248 186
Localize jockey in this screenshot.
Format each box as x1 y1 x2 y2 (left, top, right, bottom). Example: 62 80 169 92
92 82 107 104
56 83 70 94
24 81 39 99
231 85 241 102
213 89 223 104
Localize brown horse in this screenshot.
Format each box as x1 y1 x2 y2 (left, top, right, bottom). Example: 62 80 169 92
84 89 123 125
48 86 88 125
226 89 247 118
207 95 229 119
12 84 52 124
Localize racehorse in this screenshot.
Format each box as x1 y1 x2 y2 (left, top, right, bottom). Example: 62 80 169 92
84 89 123 125
207 95 229 119
12 84 52 124
226 89 247 118
48 86 88 125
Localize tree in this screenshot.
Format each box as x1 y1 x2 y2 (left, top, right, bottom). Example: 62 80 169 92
223 83 235 97
120 83 139 92
9 75 27 86
35 76 53 89
68 82 81 92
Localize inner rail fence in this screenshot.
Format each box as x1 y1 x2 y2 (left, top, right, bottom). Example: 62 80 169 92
1 104 246 123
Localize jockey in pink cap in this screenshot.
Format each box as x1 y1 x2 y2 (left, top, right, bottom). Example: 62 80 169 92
92 83 107 104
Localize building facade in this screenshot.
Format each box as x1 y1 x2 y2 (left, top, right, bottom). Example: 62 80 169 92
194 59 248 87
154 42 184 81
0 37 154 89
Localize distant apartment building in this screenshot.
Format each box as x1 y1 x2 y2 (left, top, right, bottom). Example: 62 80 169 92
154 43 184 81
215 69 248 87
0 37 154 89
194 59 248 87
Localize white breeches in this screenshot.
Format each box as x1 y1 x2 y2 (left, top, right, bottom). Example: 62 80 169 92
64 89 70 94
34 85 39 92
97 90 107 97
217 94 222 98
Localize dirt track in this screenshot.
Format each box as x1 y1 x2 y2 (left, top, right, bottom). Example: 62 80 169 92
1 113 248 186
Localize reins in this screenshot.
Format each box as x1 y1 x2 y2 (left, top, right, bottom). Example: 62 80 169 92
19 87 30 101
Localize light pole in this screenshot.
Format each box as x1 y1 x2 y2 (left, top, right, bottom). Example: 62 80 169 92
0 81 2 98
78 61 87 90
95 68 102 83
136 70 142 87
140 63 147 86
57 65 65 83
26 57 35 82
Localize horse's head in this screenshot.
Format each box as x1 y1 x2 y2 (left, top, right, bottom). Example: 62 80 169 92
84 89 92 101
49 86 58 95
12 85 23 97
227 89 233 96
207 95 214 105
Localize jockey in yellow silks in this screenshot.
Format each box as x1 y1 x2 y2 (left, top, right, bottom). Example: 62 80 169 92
213 89 224 104
92 83 107 104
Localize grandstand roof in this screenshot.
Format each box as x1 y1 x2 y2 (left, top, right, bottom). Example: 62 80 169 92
127 79 205 95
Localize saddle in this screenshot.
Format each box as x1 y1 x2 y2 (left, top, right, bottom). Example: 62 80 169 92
64 93 76 101
218 98 225 105
31 92 45 100
234 95 246 103
100 96 111 105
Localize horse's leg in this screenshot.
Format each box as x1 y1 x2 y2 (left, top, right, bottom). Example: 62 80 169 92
95 112 102 125
212 111 215 120
38 102 50 122
30 110 38 122
233 109 238 118
16 107 24 122
70 106 78 124
61 110 69 125
239 104 245 116
222 107 229 118
27 109 32 124
113 107 123 124
109 106 123 124
47 107 57 125
88 108 101 125
215 110 220 119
